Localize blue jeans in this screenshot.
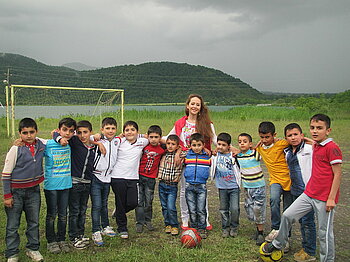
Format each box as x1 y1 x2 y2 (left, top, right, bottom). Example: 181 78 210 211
159 181 179 227
5 185 41 258
135 175 156 225
270 183 293 230
219 188 240 229
293 195 316 256
68 183 90 240
185 183 207 230
44 189 69 243
90 176 110 233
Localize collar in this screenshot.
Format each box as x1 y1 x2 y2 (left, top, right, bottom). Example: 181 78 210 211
318 138 333 146
285 141 305 154
262 143 274 150
24 140 37 147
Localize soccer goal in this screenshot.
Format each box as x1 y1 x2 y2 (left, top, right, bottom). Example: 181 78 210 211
6 84 124 137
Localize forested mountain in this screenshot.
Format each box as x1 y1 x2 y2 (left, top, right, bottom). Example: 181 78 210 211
0 53 265 104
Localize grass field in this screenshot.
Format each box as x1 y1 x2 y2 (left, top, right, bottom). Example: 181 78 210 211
0 107 349 261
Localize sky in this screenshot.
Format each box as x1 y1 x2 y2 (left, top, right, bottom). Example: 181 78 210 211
1 0 350 93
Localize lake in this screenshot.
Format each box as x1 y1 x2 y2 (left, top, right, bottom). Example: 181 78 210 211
0 105 241 119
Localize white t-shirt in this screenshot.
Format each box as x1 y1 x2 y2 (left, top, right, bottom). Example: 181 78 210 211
111 137 149 180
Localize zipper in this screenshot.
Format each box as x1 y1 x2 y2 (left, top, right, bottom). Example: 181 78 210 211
194 153 198 182
105 140 112 176
82 148 90 179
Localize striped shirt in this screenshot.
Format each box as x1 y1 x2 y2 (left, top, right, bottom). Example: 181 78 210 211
237 149 265 188
158 151 186 183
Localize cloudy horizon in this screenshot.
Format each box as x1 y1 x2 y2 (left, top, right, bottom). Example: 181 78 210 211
1 0 350 93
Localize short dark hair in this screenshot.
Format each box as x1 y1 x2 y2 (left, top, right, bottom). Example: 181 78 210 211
77 120 92 132
58 117 76 129
284 123 303 136
102 117 117 128
238 133 252 142
123 120 138 132
167 135 180 145
217 132 231 145
18 118 37 132
148 125 162 136
310 114 331 128
258 121 275 134
189 133 205 144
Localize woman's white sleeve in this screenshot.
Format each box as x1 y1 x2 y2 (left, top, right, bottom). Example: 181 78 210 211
210 123 218 146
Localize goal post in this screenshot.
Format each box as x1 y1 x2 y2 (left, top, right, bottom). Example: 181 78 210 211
7 84 124 137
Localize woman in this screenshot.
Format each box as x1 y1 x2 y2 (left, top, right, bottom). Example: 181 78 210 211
166 94 217 230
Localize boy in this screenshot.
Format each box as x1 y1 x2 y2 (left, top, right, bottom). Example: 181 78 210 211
135 125 165 233
55 120 98 249
284 123 316 261
158 135 186 236
210 133 241 238
263 114 342 262
44 117 76 254
184 133 211 239
91 117 120 246
2 118 45 262
256 121 292 247
236 133 266 246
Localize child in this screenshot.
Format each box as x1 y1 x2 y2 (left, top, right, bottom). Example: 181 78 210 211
91 117 120 246
256 121 292 247
184 133 211 239
210 133 241 238
236 133 266 246
284 123 316 261
2 118 45 262
110 121 149 239
55 120 98 249
44 117 76 254
158 135 186 236
263 114 342 262
135 125 165 233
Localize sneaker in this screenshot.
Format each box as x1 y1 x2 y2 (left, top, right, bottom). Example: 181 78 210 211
261 242 277 255
58 241 70 253
119 231 129 239
222 228 230 238
171 227 179 236
71 237 87 249
7 254 19 262
80 235 90 244
199 229 208 239
92 231 104 246
102 226 116 237
284 239 290 253
165 225 172 234
136 224 143 233
25 250 43 261
265 229 279 242
206 224 213 231
256 234 265 246
47 242 61 254
229 228 238 238
294 249 316 262
145 222 155 231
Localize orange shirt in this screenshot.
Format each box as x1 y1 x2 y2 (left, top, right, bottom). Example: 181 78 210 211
257 139 291 191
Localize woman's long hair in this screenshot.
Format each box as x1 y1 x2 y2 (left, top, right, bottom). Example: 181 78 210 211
185 94 213 140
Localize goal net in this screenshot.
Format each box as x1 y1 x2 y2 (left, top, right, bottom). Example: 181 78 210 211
6 84 124 137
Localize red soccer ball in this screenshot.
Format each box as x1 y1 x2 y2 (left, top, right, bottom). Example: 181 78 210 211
180 228 202 248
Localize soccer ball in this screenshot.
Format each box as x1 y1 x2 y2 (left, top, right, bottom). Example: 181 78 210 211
259 242 284 262
180 228 202 248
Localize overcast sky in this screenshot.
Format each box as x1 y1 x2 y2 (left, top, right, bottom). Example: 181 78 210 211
1 0 350 93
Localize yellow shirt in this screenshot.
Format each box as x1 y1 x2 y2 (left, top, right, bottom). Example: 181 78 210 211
257 139 291 191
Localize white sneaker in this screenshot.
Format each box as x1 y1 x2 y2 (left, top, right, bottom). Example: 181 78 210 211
102 226 116 237
119 231 129 239
92 231 104 246
26 250 43 261
265 229 279 242
80 235 90 244
7 254 19 262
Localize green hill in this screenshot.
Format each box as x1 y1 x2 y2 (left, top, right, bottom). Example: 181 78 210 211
0 53 265 105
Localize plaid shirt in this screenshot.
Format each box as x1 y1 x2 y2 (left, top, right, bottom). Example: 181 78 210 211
158 151 186 183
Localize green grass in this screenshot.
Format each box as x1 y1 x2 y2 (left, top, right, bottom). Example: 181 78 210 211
0 107 349 261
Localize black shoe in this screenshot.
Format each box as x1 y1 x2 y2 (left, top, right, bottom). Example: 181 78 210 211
262 242 277 254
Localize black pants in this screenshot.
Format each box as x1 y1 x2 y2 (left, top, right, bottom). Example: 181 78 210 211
111 178 138 233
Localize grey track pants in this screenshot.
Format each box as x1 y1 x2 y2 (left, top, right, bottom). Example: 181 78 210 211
272 193 335 262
